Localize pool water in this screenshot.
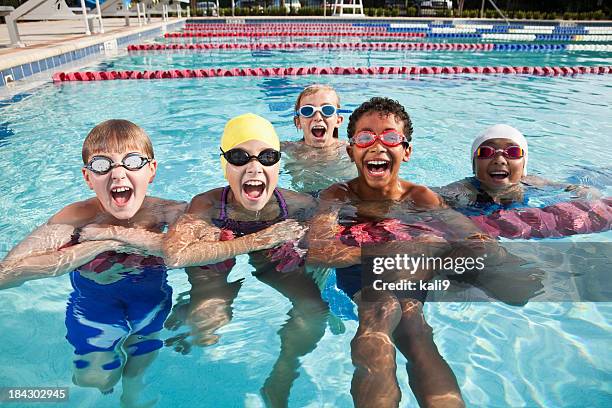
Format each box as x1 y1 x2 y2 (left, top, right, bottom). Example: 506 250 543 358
0 37 611 407
106 48 612 71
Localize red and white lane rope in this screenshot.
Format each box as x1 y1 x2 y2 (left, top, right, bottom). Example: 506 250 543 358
128 43 495 51
52 65 612 82
164 32 427 38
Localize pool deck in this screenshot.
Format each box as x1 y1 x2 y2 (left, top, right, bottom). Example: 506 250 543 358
0 17 183 72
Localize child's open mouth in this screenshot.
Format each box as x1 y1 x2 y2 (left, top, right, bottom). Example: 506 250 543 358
489 170 510 181
242 180 266 201
365 160 391 177
311 125 326 139
110 186 133 207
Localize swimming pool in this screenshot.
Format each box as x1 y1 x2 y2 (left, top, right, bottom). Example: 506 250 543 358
0 22 611 407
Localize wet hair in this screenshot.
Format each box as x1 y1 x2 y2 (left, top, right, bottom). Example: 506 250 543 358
347 97 413 144
82 119 154 164
294 84 341 139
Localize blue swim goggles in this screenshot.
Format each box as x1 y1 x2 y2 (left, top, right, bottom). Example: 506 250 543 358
295 104 351 118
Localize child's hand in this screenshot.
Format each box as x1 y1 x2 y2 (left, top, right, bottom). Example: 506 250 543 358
565 184 602 199
79 224 117 242
254 220 308 249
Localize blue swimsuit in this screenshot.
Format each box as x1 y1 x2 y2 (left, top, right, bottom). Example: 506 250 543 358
64 242 172 366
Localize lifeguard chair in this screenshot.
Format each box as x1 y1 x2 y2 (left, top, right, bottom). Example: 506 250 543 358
331 0 364 16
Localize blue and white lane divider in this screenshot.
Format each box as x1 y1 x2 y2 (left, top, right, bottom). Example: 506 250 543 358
492 44 611 51
359 22 612 38
566 44 612 51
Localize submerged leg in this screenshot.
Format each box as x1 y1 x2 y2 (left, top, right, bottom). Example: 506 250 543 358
72 350 124 394
165 266 242 351
256 269 329 408
351 287 403 408
119 333 163 408
394 299 464 408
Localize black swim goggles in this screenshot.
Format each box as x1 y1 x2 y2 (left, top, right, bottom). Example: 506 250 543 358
85 153 151 175
220 148 281 167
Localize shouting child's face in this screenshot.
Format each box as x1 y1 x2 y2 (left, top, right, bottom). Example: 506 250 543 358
82 150 157 219
295 90 344 148
347 111 411 190
474 138 525 190
224 139 280 212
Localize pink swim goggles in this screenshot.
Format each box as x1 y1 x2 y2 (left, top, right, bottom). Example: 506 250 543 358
350 130 407 148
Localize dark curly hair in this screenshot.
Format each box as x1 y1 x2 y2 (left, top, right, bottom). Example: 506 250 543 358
347 97 413 143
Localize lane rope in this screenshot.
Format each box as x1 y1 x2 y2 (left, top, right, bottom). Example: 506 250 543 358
52 65 612 82
127 43 612 52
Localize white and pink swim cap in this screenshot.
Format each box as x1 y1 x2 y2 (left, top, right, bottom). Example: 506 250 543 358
471 124 528 175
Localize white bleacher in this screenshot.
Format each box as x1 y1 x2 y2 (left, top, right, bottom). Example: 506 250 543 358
6 0 103 47
171 0 189 18
97 0 140 26
146 0 170 22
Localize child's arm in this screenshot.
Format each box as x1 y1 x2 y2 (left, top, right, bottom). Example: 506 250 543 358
523 175 602 199
163 194 305 269
433 179 476 207
306 185 361 268
78 225 165 257
78 199 188 258
0 223 129 289
306 209 362 268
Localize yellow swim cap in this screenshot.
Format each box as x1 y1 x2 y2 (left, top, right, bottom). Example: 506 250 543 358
220 113 280 178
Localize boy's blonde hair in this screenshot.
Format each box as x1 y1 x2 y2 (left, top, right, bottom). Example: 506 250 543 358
294 84 341 139
82 119 154 164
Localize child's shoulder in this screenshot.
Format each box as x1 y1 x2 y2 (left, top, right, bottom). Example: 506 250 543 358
146 196 186 208
48 198 100 227
319 182 352 202
187 188 225 214
144 197 188 223
280 140 298 149
404 182 443 209
280 140 302 153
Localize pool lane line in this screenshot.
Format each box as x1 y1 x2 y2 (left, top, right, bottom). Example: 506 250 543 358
177 24 612 37
182 23 612 35
165 32 428 38
126 43 612 52
128 43 497 51
166 31 612 42
52 65 612 83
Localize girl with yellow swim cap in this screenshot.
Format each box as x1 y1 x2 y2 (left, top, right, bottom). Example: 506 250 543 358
163 113 328 406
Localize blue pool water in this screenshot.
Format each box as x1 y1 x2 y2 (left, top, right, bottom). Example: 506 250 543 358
0 35 611 407
108 48 612 71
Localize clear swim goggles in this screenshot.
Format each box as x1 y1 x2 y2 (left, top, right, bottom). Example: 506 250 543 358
85 153 151 175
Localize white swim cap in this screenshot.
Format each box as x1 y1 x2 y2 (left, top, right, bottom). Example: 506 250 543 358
471 124 528 175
